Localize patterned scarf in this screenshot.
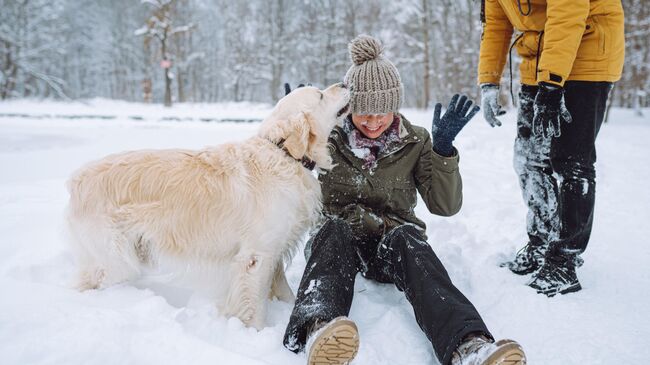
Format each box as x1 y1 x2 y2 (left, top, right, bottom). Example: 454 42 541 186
343 114 402 170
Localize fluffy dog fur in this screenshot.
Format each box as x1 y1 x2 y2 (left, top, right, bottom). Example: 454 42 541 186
66 83 350 329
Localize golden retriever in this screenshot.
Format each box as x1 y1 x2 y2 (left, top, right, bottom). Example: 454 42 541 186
66 83 350 329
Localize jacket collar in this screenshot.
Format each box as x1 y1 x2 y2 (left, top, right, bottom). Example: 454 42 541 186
329 113 422 176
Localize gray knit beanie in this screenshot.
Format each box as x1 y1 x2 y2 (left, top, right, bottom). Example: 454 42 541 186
343 35 403 115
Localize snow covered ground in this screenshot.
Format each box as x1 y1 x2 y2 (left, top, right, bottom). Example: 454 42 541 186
1 99 649 365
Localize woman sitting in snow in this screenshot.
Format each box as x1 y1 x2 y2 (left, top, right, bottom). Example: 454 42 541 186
282 35 526 365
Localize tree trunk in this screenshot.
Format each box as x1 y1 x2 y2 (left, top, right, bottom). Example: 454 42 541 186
162 28 172 107
164 68 172 107
177 68 185 102
421 0 431 109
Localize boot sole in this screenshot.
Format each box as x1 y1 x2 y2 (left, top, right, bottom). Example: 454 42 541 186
499 261 539 276
482 339 527 365
508 265 538 276
307 318 359 365
536 282 583 297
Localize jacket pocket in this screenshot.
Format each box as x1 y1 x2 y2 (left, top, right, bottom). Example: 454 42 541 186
576 17 605 61
591 16 606 56
516 31 542 59
382 180 417 215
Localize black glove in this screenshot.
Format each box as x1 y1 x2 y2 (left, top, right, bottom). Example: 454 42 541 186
342 204 385 238
480 83 506 127
283 83 309 96
532 82 572 138
431 94 480 156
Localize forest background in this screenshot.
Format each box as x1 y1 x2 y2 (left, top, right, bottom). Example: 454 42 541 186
1 0 648 109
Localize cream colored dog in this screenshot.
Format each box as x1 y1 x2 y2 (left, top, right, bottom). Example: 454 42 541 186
66 83 350 329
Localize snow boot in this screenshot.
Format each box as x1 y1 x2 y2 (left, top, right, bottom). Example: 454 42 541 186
306 317 359 365
501 242 585 276
451 336 526 365
527 258 582 297
500 242 547 275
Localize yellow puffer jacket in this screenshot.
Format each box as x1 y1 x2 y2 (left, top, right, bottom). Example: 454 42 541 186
478 0 625 87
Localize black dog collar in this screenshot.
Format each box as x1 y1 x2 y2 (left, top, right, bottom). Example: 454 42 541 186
275 138 316 171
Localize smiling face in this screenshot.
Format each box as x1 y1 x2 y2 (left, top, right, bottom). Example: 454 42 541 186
351 113 394 139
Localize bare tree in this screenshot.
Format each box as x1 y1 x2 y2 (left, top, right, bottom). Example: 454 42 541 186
1 0 647 109
136 0 193 106
0 0 68 99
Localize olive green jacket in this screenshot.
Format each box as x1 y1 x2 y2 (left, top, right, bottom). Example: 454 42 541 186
319 114 462 239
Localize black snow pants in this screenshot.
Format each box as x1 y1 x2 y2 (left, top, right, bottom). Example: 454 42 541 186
515 81 612 260
283 218 491 365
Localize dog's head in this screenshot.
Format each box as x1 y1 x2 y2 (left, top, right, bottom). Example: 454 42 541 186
258 83 350 171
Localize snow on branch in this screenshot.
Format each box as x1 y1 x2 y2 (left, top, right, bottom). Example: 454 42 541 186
20 63 69 100
171 23 195 35
134 26 149 36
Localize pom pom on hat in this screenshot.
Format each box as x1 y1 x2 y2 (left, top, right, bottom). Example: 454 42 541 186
348 34 384 65
344 34 403 115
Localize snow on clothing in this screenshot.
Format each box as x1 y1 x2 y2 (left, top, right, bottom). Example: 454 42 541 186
514 81 612 261
479 0 625 87
320 114 462 240
480 0 623 296
342 115 402 170
283 220 492 365
283 114 493 365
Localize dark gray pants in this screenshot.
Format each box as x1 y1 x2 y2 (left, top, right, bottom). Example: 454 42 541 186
515 81 612 260
283 219 491 365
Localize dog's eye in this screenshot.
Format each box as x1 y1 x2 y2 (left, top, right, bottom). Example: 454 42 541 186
319 91 323 100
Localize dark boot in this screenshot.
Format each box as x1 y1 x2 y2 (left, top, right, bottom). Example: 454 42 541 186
500 242 547 275
501 242 584 276
527 256 581 297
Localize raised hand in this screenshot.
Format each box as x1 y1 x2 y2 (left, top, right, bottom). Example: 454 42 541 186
532 82 572 138
431 94 480 156
480 83 506 127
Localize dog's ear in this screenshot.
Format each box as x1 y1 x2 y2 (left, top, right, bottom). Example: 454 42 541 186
281 112 310 160
303 112 334 170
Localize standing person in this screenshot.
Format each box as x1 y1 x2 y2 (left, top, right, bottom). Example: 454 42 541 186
478 0 624 296
283 35 526 365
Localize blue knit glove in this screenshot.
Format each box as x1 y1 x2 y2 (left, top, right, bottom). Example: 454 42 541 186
431 94 480 156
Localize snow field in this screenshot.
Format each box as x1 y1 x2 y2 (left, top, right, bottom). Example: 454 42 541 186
0 100 649 364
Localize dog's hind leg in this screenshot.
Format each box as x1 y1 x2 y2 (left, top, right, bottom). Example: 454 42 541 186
99 231 142 288
95 210 148 288
270 263 295 303
73 210 143 290
224 250 276 330
78 231 142 290
68 216 107 291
